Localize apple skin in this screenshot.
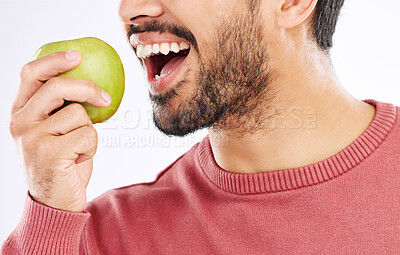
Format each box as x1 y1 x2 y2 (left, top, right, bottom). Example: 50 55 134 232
34 37 125 124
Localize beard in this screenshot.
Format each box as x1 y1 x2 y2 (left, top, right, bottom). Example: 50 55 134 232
149 7 276 137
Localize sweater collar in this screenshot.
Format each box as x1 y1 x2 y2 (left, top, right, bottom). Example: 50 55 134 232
197 99 397 194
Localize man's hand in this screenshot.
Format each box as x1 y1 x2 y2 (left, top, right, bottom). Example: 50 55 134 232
9 51 111 212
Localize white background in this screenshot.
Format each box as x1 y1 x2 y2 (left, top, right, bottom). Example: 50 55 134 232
0 0 399 243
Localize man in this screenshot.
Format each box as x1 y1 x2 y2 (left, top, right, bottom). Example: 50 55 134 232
2 0 400 254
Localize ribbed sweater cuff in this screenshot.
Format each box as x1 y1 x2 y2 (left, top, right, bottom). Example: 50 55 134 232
12 192 90 254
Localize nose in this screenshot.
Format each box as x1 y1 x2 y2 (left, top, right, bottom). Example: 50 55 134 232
119 0 163 24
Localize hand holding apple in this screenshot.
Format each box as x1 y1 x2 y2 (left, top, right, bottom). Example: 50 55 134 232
8 38 124 212
34 37 125 123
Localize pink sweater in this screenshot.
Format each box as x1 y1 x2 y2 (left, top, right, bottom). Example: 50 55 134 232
2 99 400 254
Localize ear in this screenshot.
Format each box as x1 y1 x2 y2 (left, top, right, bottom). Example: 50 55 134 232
276 0 318 28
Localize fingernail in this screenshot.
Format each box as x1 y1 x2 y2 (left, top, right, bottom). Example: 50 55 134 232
65 51 80 61
101 90 111 104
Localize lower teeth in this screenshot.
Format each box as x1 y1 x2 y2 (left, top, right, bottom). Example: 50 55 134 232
154 74 167 81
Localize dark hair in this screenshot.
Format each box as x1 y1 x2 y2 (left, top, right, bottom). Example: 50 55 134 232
312 0 345 51
248 0 344 52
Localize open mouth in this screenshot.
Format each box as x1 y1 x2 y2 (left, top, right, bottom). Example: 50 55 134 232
143 49 190 81
132 40 191 93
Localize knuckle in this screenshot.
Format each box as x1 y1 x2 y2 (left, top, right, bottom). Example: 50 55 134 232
77 104 89 119
79 126 97 150
86 126 98 145
45 77 61 93
69 103 85 115
87 126 98 142
69 103 90 123
86 80 100 94
20 62 33 79
9 115 21 137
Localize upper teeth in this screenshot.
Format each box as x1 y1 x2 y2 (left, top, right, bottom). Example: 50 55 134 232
136 42 190 59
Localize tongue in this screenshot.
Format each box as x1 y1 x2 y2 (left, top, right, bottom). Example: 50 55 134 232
160 55 187 77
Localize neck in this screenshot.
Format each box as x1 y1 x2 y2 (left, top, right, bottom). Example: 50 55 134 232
207 52 376 174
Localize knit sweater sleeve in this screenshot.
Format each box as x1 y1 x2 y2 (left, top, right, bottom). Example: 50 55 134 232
1 193 99 255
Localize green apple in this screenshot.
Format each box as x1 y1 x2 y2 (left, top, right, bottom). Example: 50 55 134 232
34 37 125 124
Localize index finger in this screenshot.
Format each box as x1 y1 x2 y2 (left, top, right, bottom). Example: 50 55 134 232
11 51 81 115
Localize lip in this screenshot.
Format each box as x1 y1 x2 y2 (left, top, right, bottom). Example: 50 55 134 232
130 32 190 48
143 48 191 94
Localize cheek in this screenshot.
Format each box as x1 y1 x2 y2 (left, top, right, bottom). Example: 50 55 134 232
163 0 226 50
